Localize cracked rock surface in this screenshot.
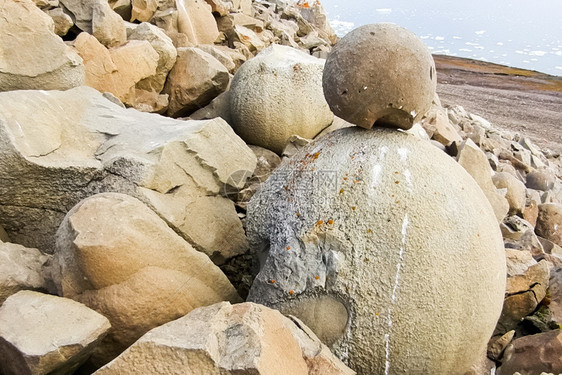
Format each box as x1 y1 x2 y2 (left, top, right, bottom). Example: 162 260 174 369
0 86 256 260
246 127 506 374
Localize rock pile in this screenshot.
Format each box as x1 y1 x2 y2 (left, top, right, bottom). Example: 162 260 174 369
0 0 561 374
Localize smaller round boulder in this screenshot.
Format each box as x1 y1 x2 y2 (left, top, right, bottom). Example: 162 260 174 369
229 45 334 154
322 23 437 130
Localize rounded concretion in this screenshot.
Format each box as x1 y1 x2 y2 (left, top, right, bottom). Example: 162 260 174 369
229 45 334 154
322 23 437 130
246 128 506 374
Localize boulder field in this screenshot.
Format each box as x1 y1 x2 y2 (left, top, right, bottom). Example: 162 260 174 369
0 0 562 374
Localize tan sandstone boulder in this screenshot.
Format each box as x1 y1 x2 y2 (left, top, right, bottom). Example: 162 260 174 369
176 0 220 45
457 139 510 222
53 193 242 365
493 172 527 215
94 302 354 375
0 87 256 260
0 0 84 91
164 47 230 117
72 33 160 106
0 291 111 375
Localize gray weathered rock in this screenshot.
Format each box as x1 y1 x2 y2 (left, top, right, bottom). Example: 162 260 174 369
164 47 230 117
0 291 111 375
0 242 50 305
230 44 333 154
323 23 436 130
247 127 506 374
94 302 354 375
526 170 556 191
0 87 256 258
536 203 562 246
53 192 242 365
45 7 74 36
0 0 84 91
499 330 562 375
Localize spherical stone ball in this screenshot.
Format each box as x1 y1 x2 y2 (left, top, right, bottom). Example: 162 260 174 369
246 127 506 374
323 23 437 130
229 44 334 154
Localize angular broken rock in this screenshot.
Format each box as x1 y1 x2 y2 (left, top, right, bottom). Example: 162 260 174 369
94 302 354 375
322 23 436 130
164 47 230 117
500 329 562 375
247 127 506 374
176 0 220 45
0 242 50 305
535 203 562 247
128 22 177 94
493 172 527 215
92 1 127 48
457 139 510 222
0 86 256 260
229 44 333 154
0 290 111 375
52 192 242 365
0 0 84 91
73 33 160 106
131 0 158 22
494 259 550 335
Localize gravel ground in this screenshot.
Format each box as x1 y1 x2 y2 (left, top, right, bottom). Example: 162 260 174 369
434 55 562 155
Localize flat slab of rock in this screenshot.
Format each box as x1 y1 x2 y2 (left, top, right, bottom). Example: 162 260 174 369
0 242 50 305
499 329 562 375
0 86 256 259
0 290 110 375
94 302 354 374
0 0 84 91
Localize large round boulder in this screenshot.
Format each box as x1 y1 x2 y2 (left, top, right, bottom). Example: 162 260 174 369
247 127 506 374
229 44 334 154
322 23 436 130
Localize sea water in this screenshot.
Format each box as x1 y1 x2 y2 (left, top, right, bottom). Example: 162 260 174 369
320 0 562 76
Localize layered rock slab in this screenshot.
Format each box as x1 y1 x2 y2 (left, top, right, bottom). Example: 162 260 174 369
0 290 110 375
247 127 506 374
0 86 256 259
94 302 354 374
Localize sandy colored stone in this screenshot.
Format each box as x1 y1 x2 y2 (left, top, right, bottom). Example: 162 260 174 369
128 22 177 93
131 0 157 22
164 47 230 117
0 242 50 305
196 44 236 72
204 0 232 16
0 291 111 375
500 330 562 375
0 0 84 91
94 302 354 375
323 23 436 130
230 45 333 154
176 0 220 45
493 172 526 215
73 33 159 106
0 87 255 258
536 203 562 246
488 330 515 361
92 1 127 48
457 139 510 222
53 193 242 365
247 127 506 374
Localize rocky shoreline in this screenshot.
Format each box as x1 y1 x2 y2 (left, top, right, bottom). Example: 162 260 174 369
0 0 561 374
